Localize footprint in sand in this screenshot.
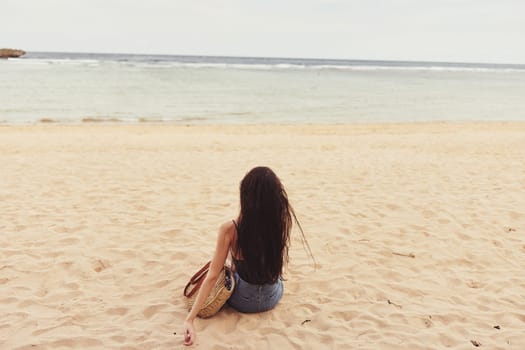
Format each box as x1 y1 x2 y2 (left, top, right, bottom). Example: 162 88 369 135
107 307 129 316
60 237 80 245
386 203 401 211
152 279 170 288
422 210 435 219
111 335 127 343
466 280 483 289
509 211 523 220
92 259 109 273
143 304 166 319
162 229 180 237
492 240 503 248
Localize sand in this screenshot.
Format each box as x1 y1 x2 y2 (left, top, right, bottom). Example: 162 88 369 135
1 122 524 349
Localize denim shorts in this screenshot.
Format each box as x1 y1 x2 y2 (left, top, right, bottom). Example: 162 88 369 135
227 271 283 313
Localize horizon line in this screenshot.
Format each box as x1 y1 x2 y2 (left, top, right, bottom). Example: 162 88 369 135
21 50 525 67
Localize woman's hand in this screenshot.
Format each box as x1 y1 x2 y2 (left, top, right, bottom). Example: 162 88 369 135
182 222 233 346
183 319 195 346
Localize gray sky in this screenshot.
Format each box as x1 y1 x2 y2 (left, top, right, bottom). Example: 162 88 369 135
2 0 524 63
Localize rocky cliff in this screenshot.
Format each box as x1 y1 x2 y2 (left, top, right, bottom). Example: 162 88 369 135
0 48 26 58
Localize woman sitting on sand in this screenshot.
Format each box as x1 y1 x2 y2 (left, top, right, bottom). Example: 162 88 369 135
183 166 311 346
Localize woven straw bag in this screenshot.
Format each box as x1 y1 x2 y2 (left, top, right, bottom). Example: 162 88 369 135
183 261 235 318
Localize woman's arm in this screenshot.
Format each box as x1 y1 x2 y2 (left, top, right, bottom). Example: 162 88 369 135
183 222 232 346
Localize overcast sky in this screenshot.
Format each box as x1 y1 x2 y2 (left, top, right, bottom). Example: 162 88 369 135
2 0 524 63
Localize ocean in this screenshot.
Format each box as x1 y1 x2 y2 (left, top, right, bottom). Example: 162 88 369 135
1 52 525 124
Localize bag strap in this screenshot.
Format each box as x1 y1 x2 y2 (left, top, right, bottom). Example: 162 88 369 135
183 261 211 298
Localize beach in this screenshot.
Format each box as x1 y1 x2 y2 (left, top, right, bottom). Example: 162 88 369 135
1 122 525 349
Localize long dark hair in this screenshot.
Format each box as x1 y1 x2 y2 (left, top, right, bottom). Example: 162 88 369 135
235 166 312 284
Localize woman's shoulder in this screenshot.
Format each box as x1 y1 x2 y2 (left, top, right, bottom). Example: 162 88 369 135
219 220 236 240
